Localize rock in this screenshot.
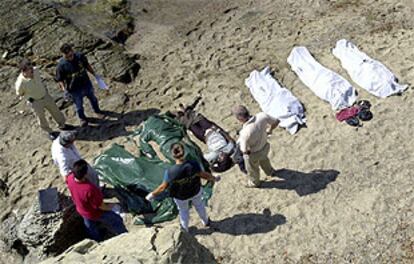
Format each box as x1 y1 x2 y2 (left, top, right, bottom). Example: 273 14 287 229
0 179 8 197
0 213 22 252
0 249 23 264
0 0 139 84
16 195 85 262
0 212 26 264
41 226 217 264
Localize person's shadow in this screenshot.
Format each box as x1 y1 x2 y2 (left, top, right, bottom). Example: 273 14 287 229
74 108 160 141
261 169 339 196
193 209 286 236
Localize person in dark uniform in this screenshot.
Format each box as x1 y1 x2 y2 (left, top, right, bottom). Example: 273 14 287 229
55 43 105 127
146 143 220 231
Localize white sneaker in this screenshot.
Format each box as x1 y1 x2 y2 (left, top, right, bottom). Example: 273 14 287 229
245 180 261 188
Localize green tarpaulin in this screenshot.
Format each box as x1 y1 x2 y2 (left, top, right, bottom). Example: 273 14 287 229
94 114 213 225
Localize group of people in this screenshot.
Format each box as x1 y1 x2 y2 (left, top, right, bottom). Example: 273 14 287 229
15 43 106 140
52 130 127 241
16 43 128 241
17 42 281 238
146 104 280 231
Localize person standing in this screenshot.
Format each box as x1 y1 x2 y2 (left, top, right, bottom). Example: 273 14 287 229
146 143 220 232
232 105 279 188
67 159 127 241
15 58 67 140
55 43 105 127
51 131 100 187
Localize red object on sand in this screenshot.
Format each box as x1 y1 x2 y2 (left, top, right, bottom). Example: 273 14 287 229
336 106 360 122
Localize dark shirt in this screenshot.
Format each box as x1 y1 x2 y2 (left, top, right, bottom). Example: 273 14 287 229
163 160 201 200
56 52 92 92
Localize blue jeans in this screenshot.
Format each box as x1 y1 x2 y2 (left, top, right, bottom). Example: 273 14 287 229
70 82 101 120
83 211 127 242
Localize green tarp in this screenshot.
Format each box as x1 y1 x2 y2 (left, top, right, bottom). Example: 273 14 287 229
94 114 213 225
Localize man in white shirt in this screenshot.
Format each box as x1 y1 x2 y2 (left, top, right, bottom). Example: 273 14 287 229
15 58 67 140
232 105 279 187
51 131 99 187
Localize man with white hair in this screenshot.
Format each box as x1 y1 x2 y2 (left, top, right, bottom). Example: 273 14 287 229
232 105 279 187
51 131 99 187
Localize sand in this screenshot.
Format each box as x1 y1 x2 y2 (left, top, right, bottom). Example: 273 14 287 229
1 0 414 262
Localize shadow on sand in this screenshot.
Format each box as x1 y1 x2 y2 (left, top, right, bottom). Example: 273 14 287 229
74 108 160 141
192 209 286 236
261 168 339 196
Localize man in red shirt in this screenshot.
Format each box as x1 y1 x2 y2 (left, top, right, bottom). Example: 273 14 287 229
66 159 127 241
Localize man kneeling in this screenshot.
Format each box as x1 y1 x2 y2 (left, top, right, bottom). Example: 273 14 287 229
66 159 127 241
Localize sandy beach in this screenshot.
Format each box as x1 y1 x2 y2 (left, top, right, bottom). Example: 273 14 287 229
1 0 414 263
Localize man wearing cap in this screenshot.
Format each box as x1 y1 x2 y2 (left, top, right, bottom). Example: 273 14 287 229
232 105 279 187
15 58 67 140
51 131 99 187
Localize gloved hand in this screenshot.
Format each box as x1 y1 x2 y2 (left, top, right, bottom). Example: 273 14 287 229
145 192 155 202
63 91 73 102
111 204 122 215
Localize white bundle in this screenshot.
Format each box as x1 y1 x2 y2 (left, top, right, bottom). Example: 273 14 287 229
332 39 408 98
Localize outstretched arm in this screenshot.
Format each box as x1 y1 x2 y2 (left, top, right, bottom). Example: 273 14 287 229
99 202 117 211
197 171 219 182
151 182 169 197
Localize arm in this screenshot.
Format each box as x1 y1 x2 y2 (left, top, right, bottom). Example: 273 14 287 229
146 181 169 201
55 64 66 91
53 149 72 177
238 131 250 155
267 119 279 135
81 53 96 76
15 79 25 97
197 171 218 182
99 202 117 211
86 63 96 76
151 182 169 197
58 81 66 92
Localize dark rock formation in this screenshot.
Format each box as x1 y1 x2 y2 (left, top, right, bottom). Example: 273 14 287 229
16 195 85 263
0 0 139 84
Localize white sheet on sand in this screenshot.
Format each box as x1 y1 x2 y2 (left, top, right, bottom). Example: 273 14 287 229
287 46 357 110
332 39 408 98
245 66 306 135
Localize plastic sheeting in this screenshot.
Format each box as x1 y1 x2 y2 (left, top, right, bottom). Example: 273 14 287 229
132 114 210 169
94 114 213 225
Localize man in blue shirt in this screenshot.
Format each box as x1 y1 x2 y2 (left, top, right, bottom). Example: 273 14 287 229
146 143 220 232
55 43 105 127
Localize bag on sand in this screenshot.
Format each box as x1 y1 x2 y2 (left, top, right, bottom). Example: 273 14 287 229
38 187 60 213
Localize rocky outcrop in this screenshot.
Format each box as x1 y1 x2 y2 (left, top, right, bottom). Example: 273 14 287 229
16 196 85 263
0 213 26 264
41 226 217 264
0 0 139 84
